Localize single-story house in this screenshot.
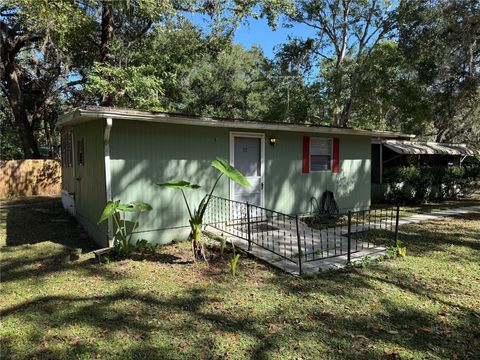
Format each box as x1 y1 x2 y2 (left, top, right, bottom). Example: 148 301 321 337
58 106 411 247
371 139 480 202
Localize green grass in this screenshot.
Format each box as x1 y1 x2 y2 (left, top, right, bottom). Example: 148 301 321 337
1 197 480 359
373 196 480 218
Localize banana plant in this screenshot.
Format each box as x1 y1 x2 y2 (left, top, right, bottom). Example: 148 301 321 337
158 157 250 261
98 200 152 256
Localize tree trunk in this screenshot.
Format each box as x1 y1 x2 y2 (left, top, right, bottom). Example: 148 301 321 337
339 97 352 128
4 63 41 158
100 1 115 106
435 129 446 143
1 19 41 159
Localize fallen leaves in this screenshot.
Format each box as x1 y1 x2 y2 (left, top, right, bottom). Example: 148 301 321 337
2 198 480 360
384 348 399 358
386 330 399 335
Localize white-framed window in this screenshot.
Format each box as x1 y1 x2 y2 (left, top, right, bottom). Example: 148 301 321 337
310 137 332 171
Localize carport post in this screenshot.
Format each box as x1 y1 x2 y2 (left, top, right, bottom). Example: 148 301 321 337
246 202 252 251
394 205 400 245
347 211 352 263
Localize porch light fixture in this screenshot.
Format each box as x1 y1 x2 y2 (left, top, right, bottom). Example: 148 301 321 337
269 137 277 146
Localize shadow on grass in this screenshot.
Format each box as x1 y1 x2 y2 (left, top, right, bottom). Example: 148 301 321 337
0 241 199 286
1 196 94 250
352 212 480 255
1 199 479 359
126 252 192 265
1 281 478 359
0 289 213 359
0 198 199 286
0 242 119 284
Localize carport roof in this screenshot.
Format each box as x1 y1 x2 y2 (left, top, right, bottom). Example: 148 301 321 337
58 106 415 139
383 140 480 156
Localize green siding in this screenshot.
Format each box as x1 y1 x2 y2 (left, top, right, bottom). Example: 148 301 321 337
62 166 75 194
110 119 371 244
72 120 107 246
110 120 230 243
265 132 371 213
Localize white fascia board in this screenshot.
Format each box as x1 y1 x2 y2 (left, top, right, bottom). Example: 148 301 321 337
57 108 415 139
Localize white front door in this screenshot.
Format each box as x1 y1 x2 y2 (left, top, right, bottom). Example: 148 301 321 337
230 133 264 206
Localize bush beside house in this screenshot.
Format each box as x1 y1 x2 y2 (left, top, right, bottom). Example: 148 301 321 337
382 165 480 204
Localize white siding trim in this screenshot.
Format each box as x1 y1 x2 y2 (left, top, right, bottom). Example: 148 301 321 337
104 117 113 246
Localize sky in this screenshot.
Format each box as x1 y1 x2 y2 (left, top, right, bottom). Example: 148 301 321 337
232 17 316 58
185 14 317 59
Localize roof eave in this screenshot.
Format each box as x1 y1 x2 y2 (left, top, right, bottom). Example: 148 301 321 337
57 108 415 139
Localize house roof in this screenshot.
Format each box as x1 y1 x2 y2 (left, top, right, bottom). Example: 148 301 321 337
383 140 480 156
58 106 415 139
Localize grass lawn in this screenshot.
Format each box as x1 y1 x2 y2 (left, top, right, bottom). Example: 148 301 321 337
1 197 480 359
372 194 480 218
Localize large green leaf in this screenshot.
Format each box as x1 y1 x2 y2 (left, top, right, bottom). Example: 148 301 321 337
131 201 153 213
157 180 201 189
117 203 136 212
98 200 120 224
211 157 251 187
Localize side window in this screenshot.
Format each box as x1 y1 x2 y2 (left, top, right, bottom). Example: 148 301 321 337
61 134 66 166
77 139 85 166
310 137 332 171
61 131 73 167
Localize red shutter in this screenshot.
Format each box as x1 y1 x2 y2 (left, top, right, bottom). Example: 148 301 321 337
332 138 340 173
302 136 310 173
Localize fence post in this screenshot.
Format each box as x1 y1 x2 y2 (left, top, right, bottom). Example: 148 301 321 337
394 205 400 245
295 215 303 276
347 211 352 264
246 202 252 251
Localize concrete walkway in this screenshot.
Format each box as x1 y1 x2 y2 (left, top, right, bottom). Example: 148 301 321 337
206 204 480 276
397 205 480 224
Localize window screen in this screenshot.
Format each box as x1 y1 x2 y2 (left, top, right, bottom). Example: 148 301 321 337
310 137 332 171
61 132 73 167
77 139 85 166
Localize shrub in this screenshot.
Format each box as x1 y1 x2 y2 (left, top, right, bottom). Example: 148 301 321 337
97 200 153 257
384 165 479 204
383 166 419 184
441 166 464 199
384 166 427 204
464 165 480 179
461 165 480 195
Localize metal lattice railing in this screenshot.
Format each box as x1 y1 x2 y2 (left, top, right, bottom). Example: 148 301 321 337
298 206 400 263
204 195 300 264
205 195 400 275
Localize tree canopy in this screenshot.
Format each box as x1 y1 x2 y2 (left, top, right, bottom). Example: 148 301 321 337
1 0 479 159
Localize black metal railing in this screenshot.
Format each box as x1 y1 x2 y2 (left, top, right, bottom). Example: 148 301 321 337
204 195 301 266
205 195 400 275
298 206 400 264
